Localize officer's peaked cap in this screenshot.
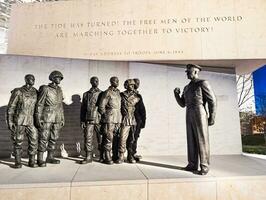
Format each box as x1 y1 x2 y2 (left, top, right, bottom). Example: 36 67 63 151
49 70 64 81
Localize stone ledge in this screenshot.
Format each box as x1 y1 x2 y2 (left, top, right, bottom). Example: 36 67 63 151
0 155 266 200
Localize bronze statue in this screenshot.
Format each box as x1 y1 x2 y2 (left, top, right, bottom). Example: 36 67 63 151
132 78 146 162
116 79 140 164
35 70 65 167
174 64 217 175
80 76 102 164
6 74 38 168
98 77 122 164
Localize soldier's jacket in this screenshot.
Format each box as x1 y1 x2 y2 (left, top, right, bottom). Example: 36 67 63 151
80 87 102 124
98 86 122 124
7 85 37 126
121 91 140 126
35 83 64 123
134 91 146 128
181 79 216 119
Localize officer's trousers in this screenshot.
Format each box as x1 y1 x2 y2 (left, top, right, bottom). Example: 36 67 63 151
11 125 38 155
186 105 209 169
38 123 61 152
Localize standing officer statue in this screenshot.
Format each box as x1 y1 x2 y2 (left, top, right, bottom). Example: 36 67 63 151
35 70 65 167
98 77 122 165
7 74 38 168
132 78 146 162
174 64 217 175
80 76 102 164
116 79 140 164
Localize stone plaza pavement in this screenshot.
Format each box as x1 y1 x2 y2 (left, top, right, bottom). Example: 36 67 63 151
0 155 266 200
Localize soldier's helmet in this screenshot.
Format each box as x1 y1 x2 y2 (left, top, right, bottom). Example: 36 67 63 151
127 79 135 86
49 70 64 81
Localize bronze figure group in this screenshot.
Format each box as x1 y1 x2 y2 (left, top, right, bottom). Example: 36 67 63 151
7 71 65 168
6 73 146 168
81 76 146 165
6 64 216 175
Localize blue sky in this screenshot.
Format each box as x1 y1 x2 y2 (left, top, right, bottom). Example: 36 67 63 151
253 65 266 115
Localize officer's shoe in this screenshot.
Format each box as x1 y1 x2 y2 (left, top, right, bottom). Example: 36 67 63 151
183 164 198 171
28 155 38 168
199 167 209 175
46 151 60 164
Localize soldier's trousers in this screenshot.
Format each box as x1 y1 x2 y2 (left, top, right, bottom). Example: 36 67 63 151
120 125 135 155
83 123 101 153
38 123 61 152
11 125 38 155
102 123 120 153
132 123 141 155
186 106 209 169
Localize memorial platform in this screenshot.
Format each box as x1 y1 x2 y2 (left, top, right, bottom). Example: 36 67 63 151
0 155 266 200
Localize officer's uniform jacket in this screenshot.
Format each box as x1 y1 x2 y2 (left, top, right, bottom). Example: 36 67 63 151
7 85 38 126
134 90 146 128
121 91 140 126
80 87 102 124
98 86 122 124
180 79 216 118
35 83 64 123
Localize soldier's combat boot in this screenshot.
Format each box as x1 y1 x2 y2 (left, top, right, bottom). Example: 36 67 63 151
115 153 124 164
127 154 136 164
14 151 22 169
133 154 142 162
79 152 92 164
98 150 104 163
37 151 47 167
46 151 60 164
104 151 113 165
28 154 37 168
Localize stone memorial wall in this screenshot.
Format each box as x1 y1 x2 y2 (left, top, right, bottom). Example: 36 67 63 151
7 0 266 61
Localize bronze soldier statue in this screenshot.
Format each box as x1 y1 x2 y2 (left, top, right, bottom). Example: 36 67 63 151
80 76 102 164
98 77 122 164
116 79 140 164
7 74 38 168
132 78 146 162
174 64 217 175
35 71 65 167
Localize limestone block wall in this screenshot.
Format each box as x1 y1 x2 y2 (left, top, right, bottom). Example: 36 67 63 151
0 55 242 158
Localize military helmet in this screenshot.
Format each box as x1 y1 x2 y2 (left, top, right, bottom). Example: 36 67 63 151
49 70 64 81
127 79 135 85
